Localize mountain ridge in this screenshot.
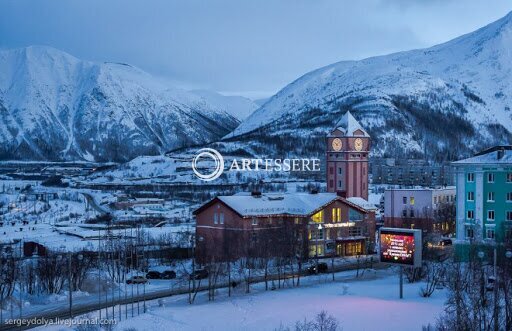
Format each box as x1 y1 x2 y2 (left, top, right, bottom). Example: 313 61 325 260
224 11 512 161
0 46 240 162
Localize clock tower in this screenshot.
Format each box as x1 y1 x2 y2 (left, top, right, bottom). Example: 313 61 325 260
326 111 370 200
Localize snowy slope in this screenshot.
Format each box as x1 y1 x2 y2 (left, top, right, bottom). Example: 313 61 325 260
189 89 258 120
0 46 239 162
226 11 512 161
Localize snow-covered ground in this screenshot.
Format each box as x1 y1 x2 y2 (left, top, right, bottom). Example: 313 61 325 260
37 268 447 331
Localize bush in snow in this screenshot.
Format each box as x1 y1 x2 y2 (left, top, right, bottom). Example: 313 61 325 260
274 311 340 331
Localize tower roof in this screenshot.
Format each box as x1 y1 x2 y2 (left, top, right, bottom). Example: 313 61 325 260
333 111 369 137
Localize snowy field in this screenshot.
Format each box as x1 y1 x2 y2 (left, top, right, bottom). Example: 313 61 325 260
38 268 447 331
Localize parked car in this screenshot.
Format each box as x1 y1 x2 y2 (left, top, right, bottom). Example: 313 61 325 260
189 269 209 280
161 270 177 279
146 271 162 279
126 276 148 284
306 262 328 274
439 239 452 246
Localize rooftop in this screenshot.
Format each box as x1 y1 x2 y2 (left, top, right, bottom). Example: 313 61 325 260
332 111 369 137
196 192 374 217
452 146 512 165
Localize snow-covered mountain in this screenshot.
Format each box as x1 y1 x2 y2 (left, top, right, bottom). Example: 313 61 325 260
0 46 239 162
225 11 512 161
189 89 258 120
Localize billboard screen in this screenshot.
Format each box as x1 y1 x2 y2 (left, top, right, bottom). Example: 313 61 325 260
379 228 422 267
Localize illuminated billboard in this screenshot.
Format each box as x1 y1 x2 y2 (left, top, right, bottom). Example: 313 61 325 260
379 228 422 267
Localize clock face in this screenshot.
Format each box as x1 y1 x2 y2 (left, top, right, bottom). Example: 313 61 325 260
331 138 343 151
354 138 363 151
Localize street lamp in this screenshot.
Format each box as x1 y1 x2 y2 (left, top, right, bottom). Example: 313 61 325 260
316 224 323 274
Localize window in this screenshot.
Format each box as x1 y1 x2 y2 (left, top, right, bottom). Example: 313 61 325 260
467 210 474 219
251 232 257 242
311 210 323 223
434 197 438 204
466 227 474 239
488 173 495 183
213 213 218 224
219 212 224 224
410 197 415 205
410 209 415 218
467 173 475 182
338 180 342 188
488 210 495 221
488 192 495 202
508 173 512 183
467 191 474 201
338 168 343 175
402 197 407 204
252 218 258 226
487 229 495 240
348 227 362 236
507 192 512 202
294 217 300 225
507 211 512 221
331 208 341 222
506 228 512 240
402 210 407 217
310 228 324 240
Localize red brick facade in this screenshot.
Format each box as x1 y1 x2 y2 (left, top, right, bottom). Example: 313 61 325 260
194 195 375 263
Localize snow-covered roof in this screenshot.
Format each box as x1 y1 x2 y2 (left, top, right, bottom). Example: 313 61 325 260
346 197 378 211
452 146 512 165
195 192 372 217
333 111 369 137
217 193 336 216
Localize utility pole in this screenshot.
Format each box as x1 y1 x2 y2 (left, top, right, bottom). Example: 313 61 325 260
68 252 72 318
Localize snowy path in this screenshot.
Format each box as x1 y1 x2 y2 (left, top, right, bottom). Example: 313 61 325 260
33 268 447 331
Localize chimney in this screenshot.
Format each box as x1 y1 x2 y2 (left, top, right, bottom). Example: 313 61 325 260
497 147 505 160
336 191 347 198
251 190 262 198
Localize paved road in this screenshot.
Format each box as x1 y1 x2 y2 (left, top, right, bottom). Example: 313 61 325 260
0 260 386 330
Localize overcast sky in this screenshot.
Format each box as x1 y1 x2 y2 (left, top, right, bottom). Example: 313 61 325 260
0 0 511 99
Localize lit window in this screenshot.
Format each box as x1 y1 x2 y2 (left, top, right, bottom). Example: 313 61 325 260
331 208 341 222
311 210 324 223
410 197 415 205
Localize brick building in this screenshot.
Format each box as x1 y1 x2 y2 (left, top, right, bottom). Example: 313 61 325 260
194 192 376 262
194 111 376 262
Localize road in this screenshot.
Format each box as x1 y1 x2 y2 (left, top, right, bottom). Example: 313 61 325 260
0 259 386 330
81 192 110 214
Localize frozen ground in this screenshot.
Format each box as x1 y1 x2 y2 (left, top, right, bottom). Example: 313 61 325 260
37 268 447 331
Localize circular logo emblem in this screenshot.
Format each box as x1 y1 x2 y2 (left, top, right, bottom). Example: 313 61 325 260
192 148 225 181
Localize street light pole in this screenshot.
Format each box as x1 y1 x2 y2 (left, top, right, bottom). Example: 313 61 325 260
316 224 323 274
68 252 72 318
